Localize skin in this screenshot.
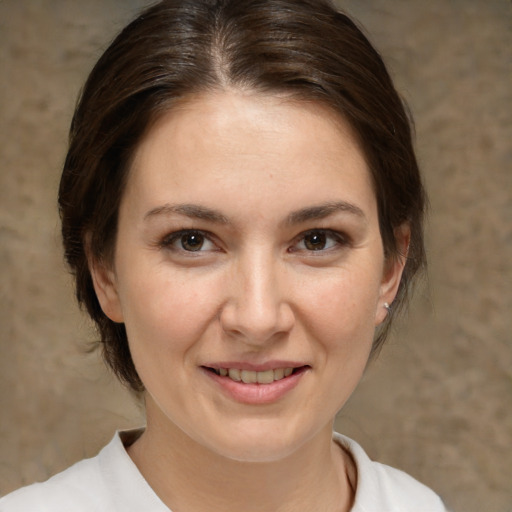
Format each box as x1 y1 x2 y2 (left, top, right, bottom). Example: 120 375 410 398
91 89 408 512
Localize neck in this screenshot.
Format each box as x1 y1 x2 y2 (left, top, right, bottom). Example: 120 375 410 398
128 403 354 512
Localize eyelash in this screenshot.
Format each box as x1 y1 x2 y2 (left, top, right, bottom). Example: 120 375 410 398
160 229 217 253
290 229 350 254
158 228 350 254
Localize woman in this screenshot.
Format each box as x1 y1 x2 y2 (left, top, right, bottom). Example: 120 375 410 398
1 0 448 510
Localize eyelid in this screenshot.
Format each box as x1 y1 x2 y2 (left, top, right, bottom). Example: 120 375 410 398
290 228 350 252
157 227 350 254
160 229 218 252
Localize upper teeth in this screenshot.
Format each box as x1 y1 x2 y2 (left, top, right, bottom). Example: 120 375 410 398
215 367 294 384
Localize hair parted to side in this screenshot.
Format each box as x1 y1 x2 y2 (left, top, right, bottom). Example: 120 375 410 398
59 0 426 392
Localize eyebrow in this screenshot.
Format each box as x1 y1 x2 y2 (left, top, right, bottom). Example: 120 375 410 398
286 201 366 225
144 200 365 225
144 203 229 224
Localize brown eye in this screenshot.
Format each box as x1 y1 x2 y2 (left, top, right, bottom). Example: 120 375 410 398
180 232 205 251
303 231 327 251
161 229 217 253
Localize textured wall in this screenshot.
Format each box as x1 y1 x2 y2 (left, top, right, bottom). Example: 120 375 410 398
0 1 510 511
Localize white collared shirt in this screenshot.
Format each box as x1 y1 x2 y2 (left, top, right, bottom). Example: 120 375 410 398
0 430 448 512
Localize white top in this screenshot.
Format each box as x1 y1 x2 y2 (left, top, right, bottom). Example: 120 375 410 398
0 430 448 512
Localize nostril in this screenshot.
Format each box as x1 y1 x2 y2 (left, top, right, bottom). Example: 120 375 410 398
219 298 295 343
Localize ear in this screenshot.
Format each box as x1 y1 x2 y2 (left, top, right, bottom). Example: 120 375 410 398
375 223 410 326
89 257 124 324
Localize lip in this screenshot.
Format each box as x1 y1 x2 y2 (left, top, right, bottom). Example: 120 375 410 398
200 363 310 405
204 360 308 372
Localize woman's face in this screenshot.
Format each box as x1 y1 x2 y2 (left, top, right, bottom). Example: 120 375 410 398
92 90 405 462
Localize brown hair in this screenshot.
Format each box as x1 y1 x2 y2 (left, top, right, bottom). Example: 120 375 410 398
59 0 426 392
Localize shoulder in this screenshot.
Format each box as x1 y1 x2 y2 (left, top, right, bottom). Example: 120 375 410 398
333 432 449 512
0 435 121 512
0 456 107 512
0 429 166 512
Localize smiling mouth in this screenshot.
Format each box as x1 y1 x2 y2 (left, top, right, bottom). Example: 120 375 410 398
204 366 309 384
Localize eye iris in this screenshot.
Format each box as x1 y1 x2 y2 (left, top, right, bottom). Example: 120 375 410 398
181 233 204 251
304 232 327 251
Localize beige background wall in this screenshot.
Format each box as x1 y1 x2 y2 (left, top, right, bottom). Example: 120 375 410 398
0 1 510 511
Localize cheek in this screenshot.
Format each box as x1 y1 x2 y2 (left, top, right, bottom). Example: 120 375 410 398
300 268 381 342
118 268 224 356
292 271 379 418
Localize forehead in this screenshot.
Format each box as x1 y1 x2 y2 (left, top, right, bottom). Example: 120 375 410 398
124 90 375 221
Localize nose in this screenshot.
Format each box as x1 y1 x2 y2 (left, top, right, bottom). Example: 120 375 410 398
219 251 295 345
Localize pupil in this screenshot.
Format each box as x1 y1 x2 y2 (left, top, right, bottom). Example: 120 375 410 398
182 233 204 251
305 232 326 251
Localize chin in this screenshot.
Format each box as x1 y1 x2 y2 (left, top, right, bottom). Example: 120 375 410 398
200 419 316 463
213 440 299 463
